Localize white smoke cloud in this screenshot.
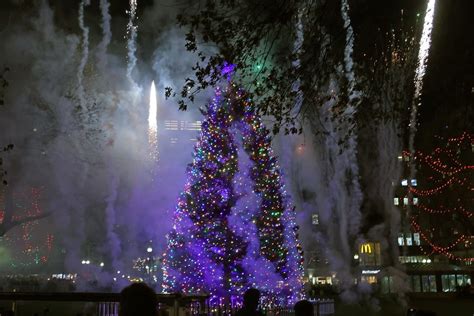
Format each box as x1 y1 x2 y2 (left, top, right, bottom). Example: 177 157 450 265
0 0 202 287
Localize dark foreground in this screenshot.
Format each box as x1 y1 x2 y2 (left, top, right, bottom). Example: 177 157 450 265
335 293 474 316
0 292 473 316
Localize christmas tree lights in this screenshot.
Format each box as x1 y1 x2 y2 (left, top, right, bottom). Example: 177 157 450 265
0 187 54 267
163 84 303 306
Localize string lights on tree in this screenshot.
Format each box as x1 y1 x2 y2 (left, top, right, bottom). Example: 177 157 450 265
405 132 473 262
162 83 304 306
0 187 54 267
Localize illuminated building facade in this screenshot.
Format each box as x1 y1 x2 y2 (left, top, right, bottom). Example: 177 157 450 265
392 148 473 294
355 143 474 294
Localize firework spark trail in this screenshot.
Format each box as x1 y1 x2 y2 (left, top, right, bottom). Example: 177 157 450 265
126 0 138 86
341 0 357 102
407 0 436 245
292 10 304 114
97 0 112 72
314 81 363 301
77 0 90 110
148 81 158 162
340 0 363 238
408 0 436 157
309 1 363 299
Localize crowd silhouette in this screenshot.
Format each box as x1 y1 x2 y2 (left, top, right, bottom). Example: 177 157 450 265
118 284 315 316
119 283 158 316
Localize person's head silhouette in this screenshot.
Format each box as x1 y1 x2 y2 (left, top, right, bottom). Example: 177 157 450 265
119 282 157 316
294 300 313 316
242 288 261 311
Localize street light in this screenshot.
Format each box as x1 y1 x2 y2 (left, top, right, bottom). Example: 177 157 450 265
147 247 153 253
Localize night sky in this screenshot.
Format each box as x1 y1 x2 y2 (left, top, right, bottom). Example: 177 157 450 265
421 0 474 141
354 0 473 146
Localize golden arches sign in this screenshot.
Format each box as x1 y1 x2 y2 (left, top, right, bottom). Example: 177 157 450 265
360 243 372 254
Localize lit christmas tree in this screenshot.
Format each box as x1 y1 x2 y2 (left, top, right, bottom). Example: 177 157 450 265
406 132 473 262
162 84 303 305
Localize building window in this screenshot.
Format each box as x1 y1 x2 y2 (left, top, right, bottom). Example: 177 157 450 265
442 275 456 292
411 179 418 186
403 198 409 205
413 197 419 205
361 275 377 284
411 275 421 292
164 120 179 130
314 276 332 285
393 198 399 206
459 275 471 286
398 234 405 246
381 276 394 294
413 233 421 246
421 275 437 292
312 214 319 225
359 242 382 266
442 274 471 292
400 256 430 264
401 179 408 186
406 234 413 246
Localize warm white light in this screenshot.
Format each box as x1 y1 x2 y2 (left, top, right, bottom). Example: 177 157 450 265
147 247 153 253
414 0 436 98
353 254 359 260
100 262 104 267
148 80 159 162
148 81 157 132
408 0 436 153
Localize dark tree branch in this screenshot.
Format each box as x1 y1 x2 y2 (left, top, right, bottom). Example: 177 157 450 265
0 211 52 237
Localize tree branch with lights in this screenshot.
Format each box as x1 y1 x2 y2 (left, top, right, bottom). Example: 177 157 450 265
406 133 474 262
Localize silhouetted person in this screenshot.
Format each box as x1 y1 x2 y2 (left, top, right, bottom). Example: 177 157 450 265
119 282 157 316
294 300 314 316
235 288 264 316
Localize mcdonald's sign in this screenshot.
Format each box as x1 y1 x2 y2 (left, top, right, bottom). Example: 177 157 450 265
360 243 372 254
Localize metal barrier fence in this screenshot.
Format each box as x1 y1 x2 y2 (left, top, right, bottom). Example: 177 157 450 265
0 292 208 316
208 299 335 316
0 293 334 316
